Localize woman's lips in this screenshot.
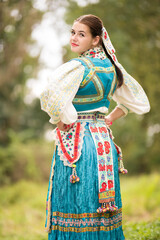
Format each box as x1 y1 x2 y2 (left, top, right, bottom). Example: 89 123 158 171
71 43 79 47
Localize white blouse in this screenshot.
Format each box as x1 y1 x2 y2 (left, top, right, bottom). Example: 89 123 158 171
40 60 150 124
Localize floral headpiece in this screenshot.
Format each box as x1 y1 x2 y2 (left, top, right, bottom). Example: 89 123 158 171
102 27 118 63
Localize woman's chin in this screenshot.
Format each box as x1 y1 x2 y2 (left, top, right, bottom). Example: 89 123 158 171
70 46 79 53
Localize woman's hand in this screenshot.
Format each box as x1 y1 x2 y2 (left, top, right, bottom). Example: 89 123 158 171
105 116 113 127
105 107 125 127
57 121 72 132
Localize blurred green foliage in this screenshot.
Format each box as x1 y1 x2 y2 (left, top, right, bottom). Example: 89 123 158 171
0 0 160 185
124 220 160 240
0 0 52 185
0 0 50 146
0 129 53 185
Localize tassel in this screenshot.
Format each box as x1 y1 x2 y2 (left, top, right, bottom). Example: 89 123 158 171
111 202 118 211
118 168 128 174
70 164 80 183
114 142 128 174
97 202 118 213
109 202 118 211
118 159 128 174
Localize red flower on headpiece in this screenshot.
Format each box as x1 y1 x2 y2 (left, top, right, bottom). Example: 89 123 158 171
112 55 116 62
104 32 108 40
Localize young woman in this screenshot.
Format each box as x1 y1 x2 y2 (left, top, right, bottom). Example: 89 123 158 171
40 14 150 240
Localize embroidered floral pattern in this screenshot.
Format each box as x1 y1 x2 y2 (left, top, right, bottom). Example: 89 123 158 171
89 122 115 204
55 122 86 167
40 61 85 124
50 209 122 232
80 46 107 60
102 27 118 63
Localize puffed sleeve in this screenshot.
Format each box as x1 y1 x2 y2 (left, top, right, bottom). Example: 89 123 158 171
40 60 85 124
112 63 150 115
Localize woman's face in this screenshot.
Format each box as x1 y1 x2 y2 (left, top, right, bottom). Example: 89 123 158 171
70 21 99 55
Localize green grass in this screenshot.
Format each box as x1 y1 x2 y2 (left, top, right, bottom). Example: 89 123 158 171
0 181 47 240
121 173 160 222
0 174 159 240
124 220 160 240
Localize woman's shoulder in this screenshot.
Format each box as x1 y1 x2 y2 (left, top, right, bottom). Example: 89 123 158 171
70 56 113 69
61 58 83 68
52 59 84 77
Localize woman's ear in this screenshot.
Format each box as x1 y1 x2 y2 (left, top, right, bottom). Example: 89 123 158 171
92 36 100 47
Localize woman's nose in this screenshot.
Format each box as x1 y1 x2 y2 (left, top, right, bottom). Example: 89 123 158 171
72 34 78 41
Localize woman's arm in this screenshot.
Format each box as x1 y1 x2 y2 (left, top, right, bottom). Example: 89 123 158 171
40 60 85 125
112 63 150 115
58 107 125 130
105 107 125 126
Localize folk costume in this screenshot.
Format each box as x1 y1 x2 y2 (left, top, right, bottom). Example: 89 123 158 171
40 27 150 240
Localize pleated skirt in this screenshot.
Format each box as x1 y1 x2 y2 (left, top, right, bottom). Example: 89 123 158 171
46 121 125 240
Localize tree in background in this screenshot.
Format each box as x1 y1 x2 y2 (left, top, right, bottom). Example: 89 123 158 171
0 0 49 184
0 0 50 146
0 0 68 184
64 0 160 173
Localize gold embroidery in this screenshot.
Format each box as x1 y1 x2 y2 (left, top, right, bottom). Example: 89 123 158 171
73 57 117 104
52 208 122 218
51 222 122 232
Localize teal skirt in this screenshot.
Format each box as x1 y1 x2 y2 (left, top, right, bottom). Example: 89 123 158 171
46 121 125 240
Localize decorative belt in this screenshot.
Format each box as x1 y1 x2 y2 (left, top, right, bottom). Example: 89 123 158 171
77 112 106 122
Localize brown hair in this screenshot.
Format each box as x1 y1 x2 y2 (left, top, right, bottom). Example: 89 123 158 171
75 14 123 88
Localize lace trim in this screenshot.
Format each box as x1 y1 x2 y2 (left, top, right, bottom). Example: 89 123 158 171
55 122 86 167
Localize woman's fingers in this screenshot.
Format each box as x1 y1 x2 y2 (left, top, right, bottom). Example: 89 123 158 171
105 118 112 126
57 121 72 132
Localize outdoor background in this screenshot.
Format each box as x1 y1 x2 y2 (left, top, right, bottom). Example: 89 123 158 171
0 0 160 239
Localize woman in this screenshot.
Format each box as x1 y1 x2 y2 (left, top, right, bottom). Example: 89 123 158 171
40 14 150 240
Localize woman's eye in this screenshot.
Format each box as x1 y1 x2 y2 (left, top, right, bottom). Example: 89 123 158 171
71 30 75 35
79 33 85 37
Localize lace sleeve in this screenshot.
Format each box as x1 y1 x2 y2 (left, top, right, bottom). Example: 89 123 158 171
40 60 85 124
113 63 150 115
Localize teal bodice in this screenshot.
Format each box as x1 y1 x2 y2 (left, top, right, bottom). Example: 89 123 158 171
72 57 117 112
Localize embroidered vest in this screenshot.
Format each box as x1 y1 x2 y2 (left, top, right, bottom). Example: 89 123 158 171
72 57 117 112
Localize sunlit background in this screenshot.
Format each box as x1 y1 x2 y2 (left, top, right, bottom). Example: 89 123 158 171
0 0 160 239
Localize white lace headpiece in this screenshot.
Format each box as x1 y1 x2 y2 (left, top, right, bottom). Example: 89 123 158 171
102 27 118 63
